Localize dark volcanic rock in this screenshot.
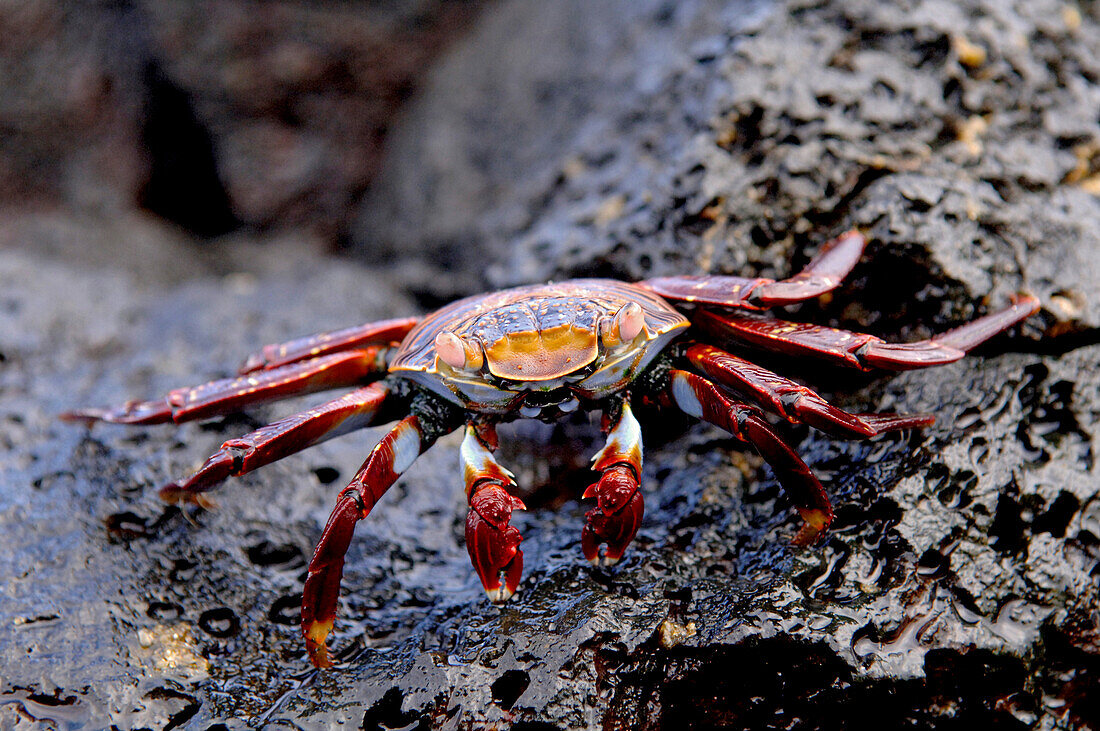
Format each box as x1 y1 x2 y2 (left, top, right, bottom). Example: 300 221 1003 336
357 0 1100 336
2 0 1099 729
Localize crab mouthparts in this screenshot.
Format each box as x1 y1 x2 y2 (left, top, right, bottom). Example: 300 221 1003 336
518 388 581 419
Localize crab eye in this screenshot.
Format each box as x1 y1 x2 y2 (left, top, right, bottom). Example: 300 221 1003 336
601 303 646 348
435 331 484 370
617 303 645 341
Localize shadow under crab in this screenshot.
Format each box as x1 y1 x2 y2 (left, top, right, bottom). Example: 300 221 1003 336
64 230 1038 668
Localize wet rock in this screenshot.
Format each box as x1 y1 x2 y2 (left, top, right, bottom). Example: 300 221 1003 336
2 0 1099 729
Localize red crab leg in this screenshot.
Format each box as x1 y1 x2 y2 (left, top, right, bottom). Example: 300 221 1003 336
239 317 418 373
582 401 645 566
695 294 1040 371
302 414 441 668
62 348 390 425
638 230 866 309
461 424 526 602
158 382 395 504
685 344 935 438
666 370 832 546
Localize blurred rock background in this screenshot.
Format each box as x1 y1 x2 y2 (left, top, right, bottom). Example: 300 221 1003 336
1 0 1099 728
0 0 483 278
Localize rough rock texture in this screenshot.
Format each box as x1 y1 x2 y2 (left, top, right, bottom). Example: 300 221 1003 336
2 0 1100 729
355 0 1100 336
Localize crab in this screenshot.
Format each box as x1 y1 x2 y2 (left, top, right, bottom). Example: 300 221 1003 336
64 230 1039 667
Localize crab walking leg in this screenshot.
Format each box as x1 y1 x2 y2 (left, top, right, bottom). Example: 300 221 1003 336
158 382 394 504
239 317 418 373
62 348 390 426
582 401 645 565
667 370 832 546
461 425 526 602
637 230 867 309
301 414 441 668
685 344 935 438
695 294 1040 371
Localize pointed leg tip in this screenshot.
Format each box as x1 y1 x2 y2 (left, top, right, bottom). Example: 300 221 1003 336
304 619 335 668
1012 292 1041 313
59 409 102 424
792 507 833 547
307 643 334 669
158 483 216 509
582 529 629 567
157 483 184 503
475 549 523 604
482 548 522 603
602 547 625 565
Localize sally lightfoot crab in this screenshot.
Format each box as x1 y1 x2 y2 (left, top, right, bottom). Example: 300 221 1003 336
64 231 1039 667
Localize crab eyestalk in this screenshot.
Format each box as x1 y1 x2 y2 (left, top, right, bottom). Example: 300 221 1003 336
435 331 484 371
582 401 644 565
460 425 525 602
600 302 647 349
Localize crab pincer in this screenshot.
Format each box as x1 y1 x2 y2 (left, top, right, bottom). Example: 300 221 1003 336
582 465 644 565
582 401 645 565
466 485 525 602
460 425 526 601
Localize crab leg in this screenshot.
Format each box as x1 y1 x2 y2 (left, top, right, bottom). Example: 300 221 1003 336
158 382 396 504
685 344 934 438
582 401 645 566
461 424 526 602
638 230 866 309
62 348 390 425
302 414 444 668
239 317 418 373
695 294 1040 371
666 370 832 545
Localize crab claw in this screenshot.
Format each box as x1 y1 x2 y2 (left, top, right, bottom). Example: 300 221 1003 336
581 465 644 566
466 484 525 602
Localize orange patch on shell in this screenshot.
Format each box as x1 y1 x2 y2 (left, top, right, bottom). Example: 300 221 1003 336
483 324 599 381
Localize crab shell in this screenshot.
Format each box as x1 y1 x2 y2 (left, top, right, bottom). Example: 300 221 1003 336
389 279 689 413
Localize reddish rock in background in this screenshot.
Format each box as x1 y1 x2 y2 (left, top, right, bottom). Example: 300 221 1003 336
0 0 483 241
